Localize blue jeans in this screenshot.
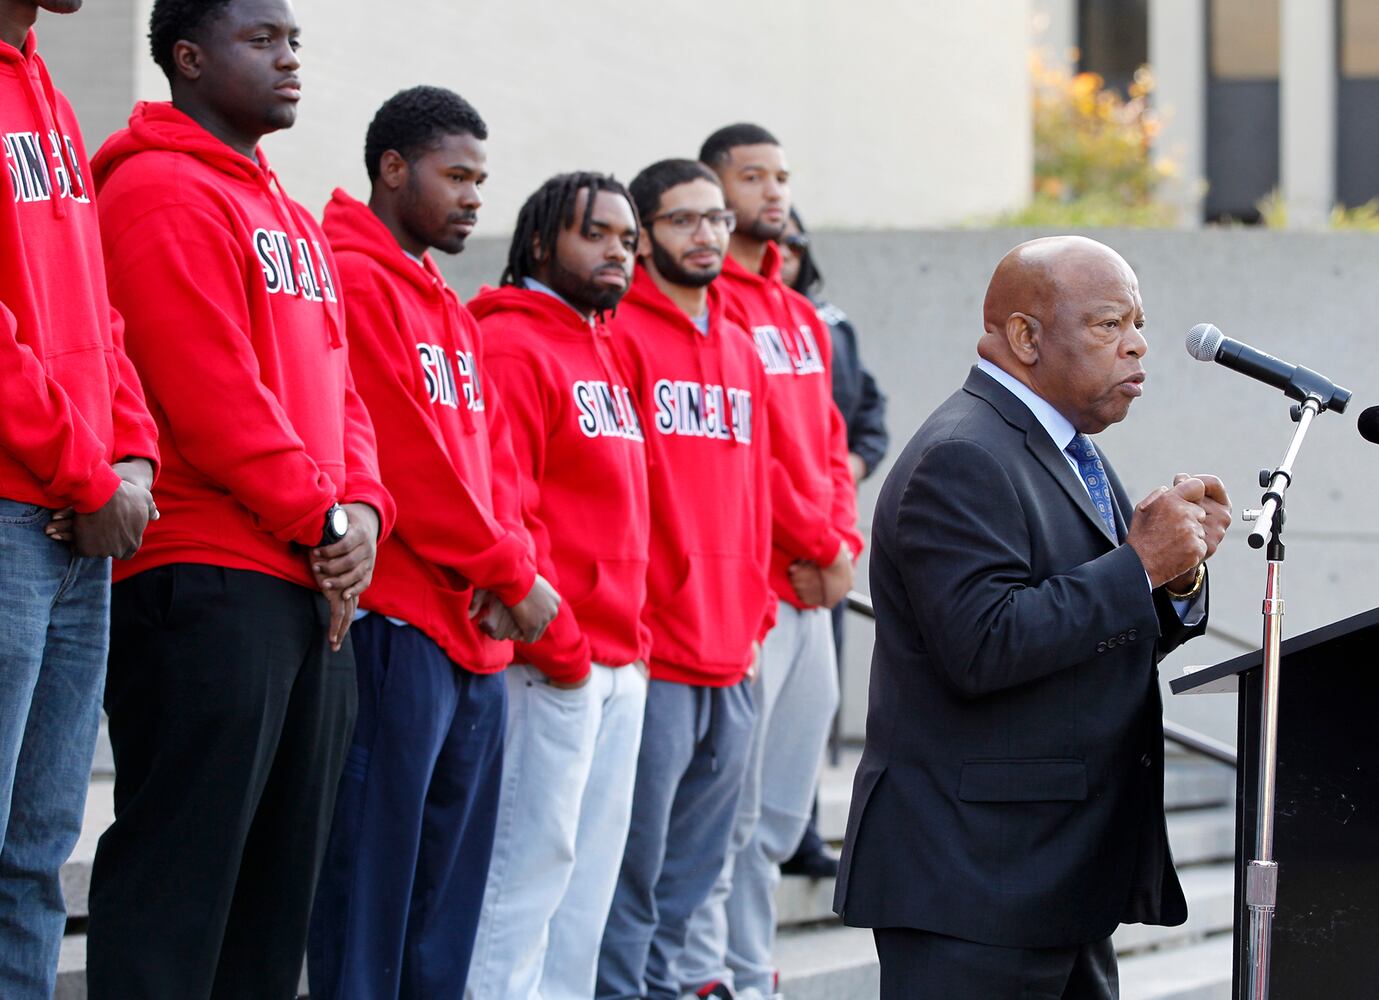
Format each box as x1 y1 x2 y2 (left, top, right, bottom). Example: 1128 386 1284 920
0 498 109 999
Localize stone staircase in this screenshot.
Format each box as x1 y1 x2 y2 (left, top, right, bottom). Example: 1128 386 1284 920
56 731 1236 999
770 746 1238 1000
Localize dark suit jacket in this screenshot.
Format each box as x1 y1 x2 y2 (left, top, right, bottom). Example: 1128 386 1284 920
834 366 1204 949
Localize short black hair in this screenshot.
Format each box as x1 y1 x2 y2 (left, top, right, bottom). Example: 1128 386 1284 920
501 171 637 287
699 123 780 169
364 86 488 183
787 207 823 295
628 159 720 224
148 0 235 82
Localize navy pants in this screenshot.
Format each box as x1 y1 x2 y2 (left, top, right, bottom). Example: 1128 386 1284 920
309 615 506 1000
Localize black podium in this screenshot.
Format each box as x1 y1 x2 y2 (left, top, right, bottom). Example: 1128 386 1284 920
1172 607 1379 999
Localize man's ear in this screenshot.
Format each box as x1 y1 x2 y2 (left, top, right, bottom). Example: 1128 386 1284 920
378 149 409 193
1006 312 1040 367
530 232 546 264
635 227 651 260
172 40 203 82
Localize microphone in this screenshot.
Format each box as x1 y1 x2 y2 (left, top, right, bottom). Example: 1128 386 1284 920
1359 406 1379 444
1185 323 1352 413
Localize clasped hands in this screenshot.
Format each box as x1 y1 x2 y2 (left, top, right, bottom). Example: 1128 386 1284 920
787 541 855 610
468 574 561 648
1127 473 1233 592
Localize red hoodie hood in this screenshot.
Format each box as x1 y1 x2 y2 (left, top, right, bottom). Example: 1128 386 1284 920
468 282 600 340
323 188 476 434
322 186 447 296
620 263 731 335
92 100 263 187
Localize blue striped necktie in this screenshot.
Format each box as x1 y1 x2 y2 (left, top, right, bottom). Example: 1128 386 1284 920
1066 433 1118 541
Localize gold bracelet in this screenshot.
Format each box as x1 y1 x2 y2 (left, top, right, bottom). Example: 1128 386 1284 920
1163 563 1205 600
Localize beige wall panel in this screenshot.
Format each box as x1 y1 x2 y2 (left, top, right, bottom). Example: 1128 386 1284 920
37 0 1030 231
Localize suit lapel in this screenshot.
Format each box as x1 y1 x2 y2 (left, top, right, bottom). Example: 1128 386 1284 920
963 367 1120 547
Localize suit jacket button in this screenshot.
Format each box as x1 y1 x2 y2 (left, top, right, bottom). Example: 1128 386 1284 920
1096 642 1107 653
1118 633 1128 645
1128 629 1138 641
1141 753 1152 767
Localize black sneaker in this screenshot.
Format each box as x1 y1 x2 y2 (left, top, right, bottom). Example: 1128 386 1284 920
779 846 839 879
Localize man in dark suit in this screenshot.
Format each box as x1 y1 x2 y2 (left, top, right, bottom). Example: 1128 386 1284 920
834 236 1231 999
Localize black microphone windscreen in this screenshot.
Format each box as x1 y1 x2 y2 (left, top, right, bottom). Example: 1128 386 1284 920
1358 406 1379 444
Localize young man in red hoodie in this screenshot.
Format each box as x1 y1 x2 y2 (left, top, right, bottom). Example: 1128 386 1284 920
83 1 395 996
307 85 560 1000
465 172 652 1000
679 124 864 1000
0 2 159 995
595 159 769 1000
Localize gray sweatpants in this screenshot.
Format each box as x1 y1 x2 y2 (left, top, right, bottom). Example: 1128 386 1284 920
677 602 840 995
596 678 756 1000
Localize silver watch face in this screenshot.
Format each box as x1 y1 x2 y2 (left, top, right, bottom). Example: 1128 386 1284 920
329 506 349 537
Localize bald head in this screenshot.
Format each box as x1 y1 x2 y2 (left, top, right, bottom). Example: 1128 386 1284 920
977 236 1148 434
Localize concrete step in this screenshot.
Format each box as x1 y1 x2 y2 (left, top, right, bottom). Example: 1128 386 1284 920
775 923 878 1000
61 777 111 923
1112 864 1234 955
774 925 1232 1000
777 860 1234 944
1118 934 1233 1000
90 719 112 779
1166 806 1236 867
816 749 1234 844
55 934 84 1000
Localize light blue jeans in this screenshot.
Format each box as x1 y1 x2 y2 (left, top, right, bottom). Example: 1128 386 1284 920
466 662 647 1000
0 498 109 999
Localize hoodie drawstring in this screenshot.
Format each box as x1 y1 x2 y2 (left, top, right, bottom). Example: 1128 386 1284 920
13 42 69 220
438 281 478 435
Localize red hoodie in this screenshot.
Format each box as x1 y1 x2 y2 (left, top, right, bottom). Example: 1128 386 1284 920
323 189 536 672
0 31 157 511
717 243 863 609
607 266 774 686
92 103 394 589
469 285 651 683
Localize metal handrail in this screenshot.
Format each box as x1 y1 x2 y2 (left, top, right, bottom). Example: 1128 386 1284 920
841 590 1237 768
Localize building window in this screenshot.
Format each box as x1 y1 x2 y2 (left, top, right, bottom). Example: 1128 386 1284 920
1341 0 1379 78
1211 0 1281 79
1077 0 1148 94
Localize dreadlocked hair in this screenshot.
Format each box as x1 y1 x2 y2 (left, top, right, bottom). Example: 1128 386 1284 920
148 0 235 82
500 171 638 287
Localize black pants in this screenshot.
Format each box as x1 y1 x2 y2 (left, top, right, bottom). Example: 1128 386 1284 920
87 565 357 1000
873 927 1119 1000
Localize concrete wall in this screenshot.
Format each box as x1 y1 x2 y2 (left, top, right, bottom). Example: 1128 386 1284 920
32 0 1032 231
433 230 1379 746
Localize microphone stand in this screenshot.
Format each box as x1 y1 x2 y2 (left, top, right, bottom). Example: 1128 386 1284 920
1240 394 1326 999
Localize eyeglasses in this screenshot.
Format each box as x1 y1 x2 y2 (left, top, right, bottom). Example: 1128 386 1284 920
782 233 810 254
647 209 737 234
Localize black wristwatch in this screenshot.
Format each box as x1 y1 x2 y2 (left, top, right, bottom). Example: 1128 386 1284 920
320 504 349 546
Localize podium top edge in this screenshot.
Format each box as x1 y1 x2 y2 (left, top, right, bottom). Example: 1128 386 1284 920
1170 606 1379 695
